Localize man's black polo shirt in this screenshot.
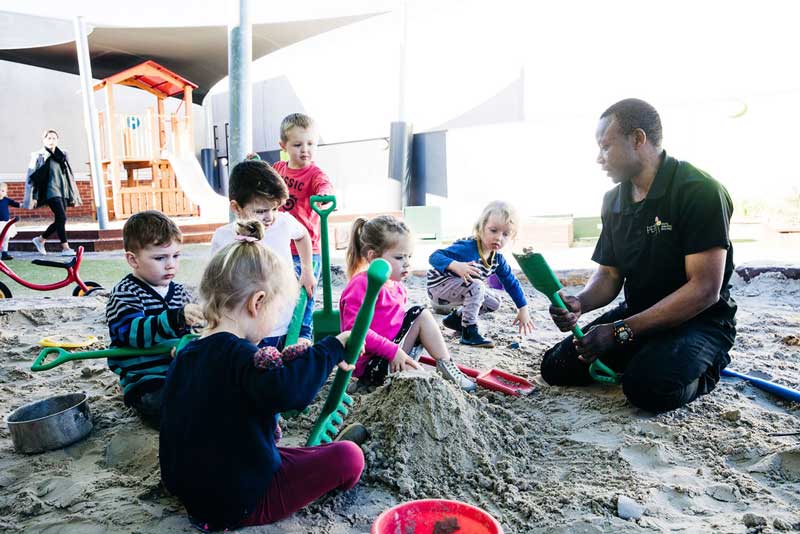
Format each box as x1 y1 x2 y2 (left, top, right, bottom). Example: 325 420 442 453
592 151 736 327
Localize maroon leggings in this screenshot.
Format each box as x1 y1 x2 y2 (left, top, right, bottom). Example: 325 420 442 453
240 441 364 526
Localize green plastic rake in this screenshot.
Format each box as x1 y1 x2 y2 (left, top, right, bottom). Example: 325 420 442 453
513 251 620 385
306 258 390 446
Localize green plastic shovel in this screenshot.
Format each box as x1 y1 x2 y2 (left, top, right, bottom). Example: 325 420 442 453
306 258 390 446
513 251 620 385
31 338 183 372
281 290 310 419
310 194 340 343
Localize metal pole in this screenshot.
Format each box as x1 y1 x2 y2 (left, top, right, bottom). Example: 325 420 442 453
73 16 109 229
228 0 252 179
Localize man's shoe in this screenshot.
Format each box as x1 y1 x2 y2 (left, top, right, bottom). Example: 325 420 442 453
460 324 495 348
436 358 477 392
442 309 463 333
1 252 12 260
31 237 47 255
61 248 77 257
336 422 369 445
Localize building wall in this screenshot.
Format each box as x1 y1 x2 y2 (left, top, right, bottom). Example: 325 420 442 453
4 180 96 220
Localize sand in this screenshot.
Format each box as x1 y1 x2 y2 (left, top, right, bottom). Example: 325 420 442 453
1 269 799 533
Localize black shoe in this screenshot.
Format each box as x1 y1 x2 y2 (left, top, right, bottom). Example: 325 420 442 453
336 422 369 445
442 309 463 332
460 324 495 348
1 252 12 261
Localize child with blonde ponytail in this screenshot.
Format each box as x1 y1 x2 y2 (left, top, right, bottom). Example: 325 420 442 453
341 215 476 392
160 220 364 531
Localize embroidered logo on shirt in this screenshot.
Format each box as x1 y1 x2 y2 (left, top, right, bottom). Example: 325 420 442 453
646 216 673 235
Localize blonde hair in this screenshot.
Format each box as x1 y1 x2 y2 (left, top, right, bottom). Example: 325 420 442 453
200 220 297 330
473 201 520 240
346 215 410 279
280 113 315 142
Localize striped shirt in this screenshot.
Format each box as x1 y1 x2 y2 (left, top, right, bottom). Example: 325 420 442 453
106 274 192 403
427 237 528 309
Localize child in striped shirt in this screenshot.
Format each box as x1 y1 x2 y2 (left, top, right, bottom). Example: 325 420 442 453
106 210 204 428
427 200 534 348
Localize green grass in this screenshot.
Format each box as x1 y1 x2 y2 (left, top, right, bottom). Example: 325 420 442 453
0 244 211 298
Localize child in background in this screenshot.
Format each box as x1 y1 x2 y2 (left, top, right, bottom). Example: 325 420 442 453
160 220 363 531
272 113 334 340
341 215 476 392
0 182 20 260
106 210 204 428
211 159 315 348
427 200 534 348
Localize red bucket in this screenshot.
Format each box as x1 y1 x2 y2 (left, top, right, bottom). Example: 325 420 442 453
371 499 503 534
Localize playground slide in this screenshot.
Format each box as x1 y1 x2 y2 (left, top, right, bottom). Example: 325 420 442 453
167 154 229 221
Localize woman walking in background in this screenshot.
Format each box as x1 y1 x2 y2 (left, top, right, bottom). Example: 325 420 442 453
23 129 82 256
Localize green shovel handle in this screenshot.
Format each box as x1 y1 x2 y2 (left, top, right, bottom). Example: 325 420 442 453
284 290 309 346
310 195 337 217
306 258 390 446
310 195 336 314
31 338 182 372
551 292 621 385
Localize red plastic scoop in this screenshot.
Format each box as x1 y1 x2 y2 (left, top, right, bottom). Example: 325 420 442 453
419 355 534 396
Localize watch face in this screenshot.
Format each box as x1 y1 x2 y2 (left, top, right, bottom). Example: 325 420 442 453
618 330 630 342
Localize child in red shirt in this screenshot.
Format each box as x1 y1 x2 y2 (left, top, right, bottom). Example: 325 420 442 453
272 113 334 339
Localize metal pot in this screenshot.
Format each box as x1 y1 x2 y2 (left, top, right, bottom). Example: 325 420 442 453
6 392 93 454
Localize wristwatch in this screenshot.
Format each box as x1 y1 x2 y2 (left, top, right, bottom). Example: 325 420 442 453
612 320 634 345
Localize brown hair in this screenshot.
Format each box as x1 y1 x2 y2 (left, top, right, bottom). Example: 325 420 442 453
200 220 297 330
473 201 520 240
228 160 289 208
42 129 59 139
123 210 182 253
280 113 315 142
345 215 410 278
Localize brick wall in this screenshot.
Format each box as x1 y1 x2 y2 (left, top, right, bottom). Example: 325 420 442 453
5 180 96 220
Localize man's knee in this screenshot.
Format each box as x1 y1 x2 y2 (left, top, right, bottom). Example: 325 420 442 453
622 372 698 413
540 339 591 386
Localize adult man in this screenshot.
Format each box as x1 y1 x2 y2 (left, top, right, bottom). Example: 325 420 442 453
541 98 736 413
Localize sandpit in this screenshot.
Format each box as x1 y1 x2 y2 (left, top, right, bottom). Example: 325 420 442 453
1 271 799 533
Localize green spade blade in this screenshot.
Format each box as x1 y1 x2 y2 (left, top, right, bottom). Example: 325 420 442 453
513 251 620 385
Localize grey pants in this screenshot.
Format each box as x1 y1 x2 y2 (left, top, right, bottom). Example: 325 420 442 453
427 277 502 325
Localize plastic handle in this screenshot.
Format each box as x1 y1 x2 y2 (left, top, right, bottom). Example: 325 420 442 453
31 338 182 372
284 290 309 346
310 194 336 313
306 258 389 446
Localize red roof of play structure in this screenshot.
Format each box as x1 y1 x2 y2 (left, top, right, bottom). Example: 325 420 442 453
93 60 198 97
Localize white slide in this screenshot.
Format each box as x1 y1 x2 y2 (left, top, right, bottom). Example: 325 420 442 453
167 153 229 221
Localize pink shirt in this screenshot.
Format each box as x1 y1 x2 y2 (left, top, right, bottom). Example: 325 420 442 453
272 161 334 255
339 271 407 378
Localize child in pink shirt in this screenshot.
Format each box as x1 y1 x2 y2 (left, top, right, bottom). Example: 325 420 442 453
272 113 333 340
339 215 476 392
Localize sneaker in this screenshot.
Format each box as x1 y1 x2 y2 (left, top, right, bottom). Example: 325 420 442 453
460 324 495 348
1 252 12 261
442 309 463 333
335 422 369 445
436 358 477 392
61 248 76 257
31 237 47 255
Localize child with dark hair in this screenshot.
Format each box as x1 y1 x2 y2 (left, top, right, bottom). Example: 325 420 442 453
106 210 204 428
211 159 314 348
